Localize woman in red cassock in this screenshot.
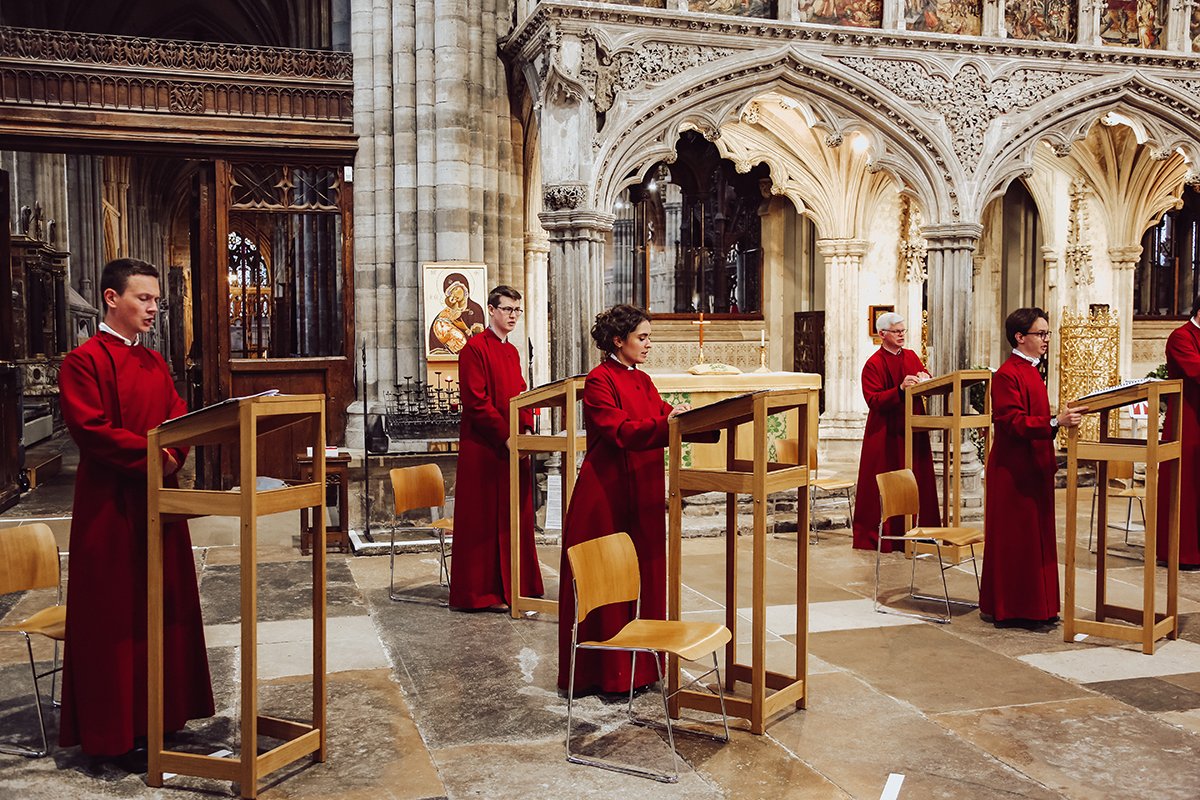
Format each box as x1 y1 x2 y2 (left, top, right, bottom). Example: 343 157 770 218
448 285 543 609
852 312 941 552
58 258 213 758
1156 294 1200 568
979 308 1084 626
557 305 690 694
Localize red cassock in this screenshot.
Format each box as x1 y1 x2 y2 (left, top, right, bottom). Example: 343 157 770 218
852 347 941 552
58 332 214 756
979 354 1060 622
1156 320 1200 567
558 359 671 694
448 328 543 609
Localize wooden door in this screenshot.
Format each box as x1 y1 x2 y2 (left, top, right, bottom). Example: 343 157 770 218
794 310 826 414
0 169 20 511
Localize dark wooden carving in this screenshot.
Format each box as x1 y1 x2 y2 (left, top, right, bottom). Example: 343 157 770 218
794 310 826 413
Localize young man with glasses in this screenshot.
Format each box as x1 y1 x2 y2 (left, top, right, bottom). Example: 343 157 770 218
851 311 941 551
448 285 545 609
1156 293 1200 569
979 307 1085 627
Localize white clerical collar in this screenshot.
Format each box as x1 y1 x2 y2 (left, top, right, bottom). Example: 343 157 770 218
99 322 136 346
881 344 903 356
609 354 634 370
1191 316 1200 331
1011 348 1039 367
489 324 509 343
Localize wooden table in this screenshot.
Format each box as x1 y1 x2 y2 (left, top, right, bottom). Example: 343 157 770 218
298 451 351 554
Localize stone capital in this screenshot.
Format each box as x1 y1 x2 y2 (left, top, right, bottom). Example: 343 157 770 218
524 232 551 254
922 222 984 250
1107 244 1142 268
815 238 868 259
538 208 615 234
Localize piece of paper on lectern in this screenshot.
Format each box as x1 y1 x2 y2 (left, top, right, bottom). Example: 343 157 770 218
1076 377 1157 402
158 388 281 427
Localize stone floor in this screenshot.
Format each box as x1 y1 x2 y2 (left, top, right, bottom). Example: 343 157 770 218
1 447 1199 799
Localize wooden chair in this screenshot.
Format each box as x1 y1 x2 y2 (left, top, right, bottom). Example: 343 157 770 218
874 469 983 624
388 465 453 602
777 439 854 543
1088 460 1145 551
565 532 731 784
0 523 66 757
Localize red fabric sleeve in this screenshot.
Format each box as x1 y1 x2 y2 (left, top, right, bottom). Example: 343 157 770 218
1167 327 1200 382
584 371 669 451
59 348 151 473
459 340 509 448
992 367 1054 440
862 353 901 411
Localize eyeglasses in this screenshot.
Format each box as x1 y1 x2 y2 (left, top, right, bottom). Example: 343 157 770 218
883 328 906 335
1022 330 1052 340
495 305 523 316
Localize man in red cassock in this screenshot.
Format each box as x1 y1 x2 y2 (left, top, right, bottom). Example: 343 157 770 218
58 258 213 759
979 307 1084 626
448 285 544 610
1156 293 1200 569
852 311 941 551
557 305 690 694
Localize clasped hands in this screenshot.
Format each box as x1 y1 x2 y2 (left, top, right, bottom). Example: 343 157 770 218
900 371 932 390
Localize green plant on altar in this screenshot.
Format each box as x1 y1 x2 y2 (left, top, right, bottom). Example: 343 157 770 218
1147 363 1169 380
967 364 990 464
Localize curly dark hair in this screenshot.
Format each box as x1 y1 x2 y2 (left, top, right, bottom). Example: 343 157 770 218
1004 307 1048 348
591 304 650 355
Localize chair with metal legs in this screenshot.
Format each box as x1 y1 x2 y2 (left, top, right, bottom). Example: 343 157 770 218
0 523 66 757
388 464 453 601
777 439 855 543
564 532 732 784
1087 460 1145 551
873 469 983 624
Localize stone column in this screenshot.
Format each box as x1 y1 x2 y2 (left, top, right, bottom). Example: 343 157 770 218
539 201 612 381
1042 246 1062 399
817 238 868 440
1108 244 1141 380
924 223 982 376
525 232 552 388
1166 0 1192 51
982 0 1006 36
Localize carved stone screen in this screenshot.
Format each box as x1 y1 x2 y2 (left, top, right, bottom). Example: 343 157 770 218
597 0 667 6
1004 0 1075 41
1100 0 1166 48
907 0 982 35
795 0 883 27
688 0 776 16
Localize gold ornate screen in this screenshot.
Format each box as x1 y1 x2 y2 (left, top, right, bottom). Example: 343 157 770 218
1056 307 1120 447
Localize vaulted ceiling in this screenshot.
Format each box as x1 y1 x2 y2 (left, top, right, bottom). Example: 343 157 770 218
1 0 338 50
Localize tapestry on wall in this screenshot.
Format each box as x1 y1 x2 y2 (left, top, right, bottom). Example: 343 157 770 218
906 0 982 35
1004 0 1075 41
688 0 775 15
1100 0 1165 48
795 0 883 27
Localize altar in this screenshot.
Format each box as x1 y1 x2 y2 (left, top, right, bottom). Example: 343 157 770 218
648 371 822 467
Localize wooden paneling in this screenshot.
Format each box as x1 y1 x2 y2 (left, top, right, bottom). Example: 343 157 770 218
793 310 825 413
0 169 19 512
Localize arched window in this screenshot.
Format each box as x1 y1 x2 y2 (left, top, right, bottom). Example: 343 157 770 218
1135 186 1200 318
228 230 272 357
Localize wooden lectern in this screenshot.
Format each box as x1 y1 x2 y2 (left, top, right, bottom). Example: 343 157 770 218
508 376 587 619
1064 380 1182 654
667 388 815 734
146 395 328 798
904 369 992 562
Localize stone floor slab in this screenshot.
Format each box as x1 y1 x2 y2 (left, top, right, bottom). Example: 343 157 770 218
1019 638 1200 682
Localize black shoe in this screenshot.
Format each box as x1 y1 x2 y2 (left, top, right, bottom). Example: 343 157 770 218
113 745 148 774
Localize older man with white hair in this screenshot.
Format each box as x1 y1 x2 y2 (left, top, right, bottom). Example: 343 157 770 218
851 311 941 551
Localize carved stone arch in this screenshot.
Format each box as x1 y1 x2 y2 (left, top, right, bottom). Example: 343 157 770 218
975 77 1200 221
592 47 953 223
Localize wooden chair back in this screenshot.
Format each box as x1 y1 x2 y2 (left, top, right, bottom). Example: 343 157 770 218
876 469 919 522
566 532 641 624
1107 461 1134 482
0 523 59 595
390 464 446 515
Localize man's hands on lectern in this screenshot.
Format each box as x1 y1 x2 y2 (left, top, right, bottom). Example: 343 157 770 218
1057 405 1087 428
668 403 692 420
163 449 181 477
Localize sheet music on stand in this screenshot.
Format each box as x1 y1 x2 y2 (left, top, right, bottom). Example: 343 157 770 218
158 389 281 428
1076 377 1157 402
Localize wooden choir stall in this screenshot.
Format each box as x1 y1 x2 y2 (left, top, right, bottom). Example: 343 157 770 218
904 369 992 562
1064 380 1183 654
508 375 587 618
667 387 818 734
147 394 329 798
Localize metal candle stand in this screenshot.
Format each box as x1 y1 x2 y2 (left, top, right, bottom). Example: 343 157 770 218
384 375 462 439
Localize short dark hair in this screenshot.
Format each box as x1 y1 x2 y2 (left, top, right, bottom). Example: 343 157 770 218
591 304 650 355
487 285 521 308
1192 293 1200 318
1004 307 1047 348
100 258 159 296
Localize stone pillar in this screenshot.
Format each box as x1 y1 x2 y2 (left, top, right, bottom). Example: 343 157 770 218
1042 246 1062 400
1108 244 1141 380
817 238 868 440
982 0 1006 36
924 223 982 376
881 0 904 29
1166 0 1192 51
525 232 552 388
539 202 611 381
1077 0 1102 45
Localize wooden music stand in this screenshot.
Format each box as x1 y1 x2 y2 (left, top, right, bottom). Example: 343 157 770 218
904 369 992 563
508 375 587 619
147 394 328 798
667 388 816 734
1064 380 1182 654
